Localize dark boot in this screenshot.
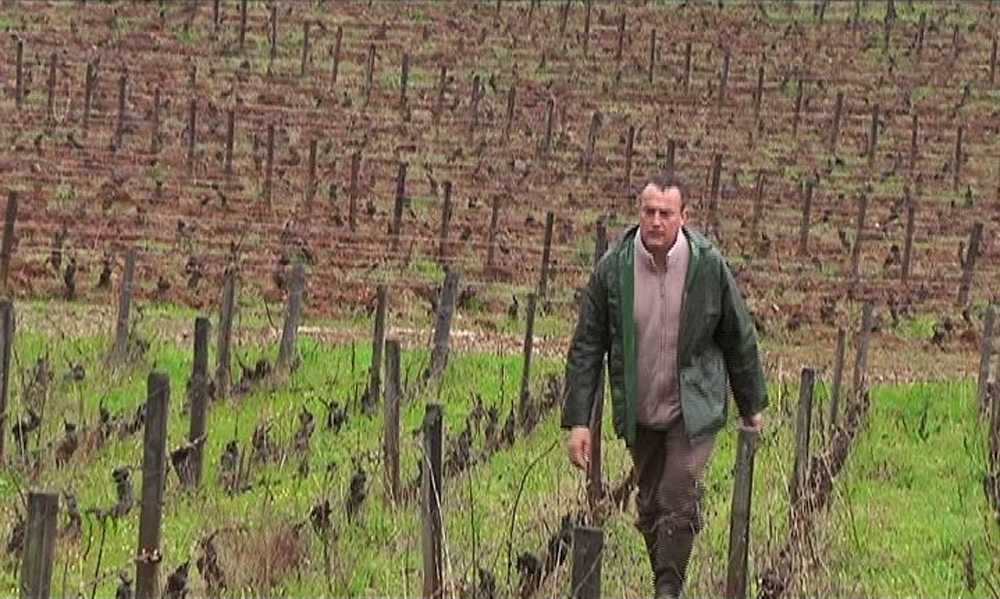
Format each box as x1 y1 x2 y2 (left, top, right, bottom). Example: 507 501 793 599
649 526 695 599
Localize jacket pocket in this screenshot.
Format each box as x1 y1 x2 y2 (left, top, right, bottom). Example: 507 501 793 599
680 346 728 438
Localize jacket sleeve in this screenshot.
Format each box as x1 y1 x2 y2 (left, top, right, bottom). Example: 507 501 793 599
714 258 768 418
561 261 610 429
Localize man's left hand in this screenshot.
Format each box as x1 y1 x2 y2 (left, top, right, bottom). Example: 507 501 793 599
737 412 763 433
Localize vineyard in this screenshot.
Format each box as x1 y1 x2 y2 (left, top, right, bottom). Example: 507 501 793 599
0 0 999 597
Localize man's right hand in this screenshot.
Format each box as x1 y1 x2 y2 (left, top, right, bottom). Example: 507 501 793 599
567 426 592 470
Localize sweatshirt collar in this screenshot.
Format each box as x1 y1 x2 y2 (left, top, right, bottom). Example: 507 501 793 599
635 228 687 273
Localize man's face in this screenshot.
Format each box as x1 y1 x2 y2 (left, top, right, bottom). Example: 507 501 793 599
638 184 687 254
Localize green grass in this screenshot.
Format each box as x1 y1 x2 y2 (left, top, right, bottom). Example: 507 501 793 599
791 379 998 597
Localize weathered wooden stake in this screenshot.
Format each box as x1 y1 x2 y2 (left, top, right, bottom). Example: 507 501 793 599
665 138 676 179
683 41 692 93
186 97 197 176
851 302 875 399
0 299 12 464
990 37 997 85
849 193 869 291
503 84 516 144
559 0 571 40
305 138 317 208
518 292 537 421
114 70 127 150
916 11 926 56
365 284 388 416
216 264 237 400
149 87 161 154
829 328 847 431
213 0 220 32
867 103 879 169
268 1 278 71
540 96 555 157
433 66 447 129
300 20 311 77
792 77 804 138
399 53 410 121
0 191 19 296
725 429 758 599
188 316 210 487
45 52 56 130
909 112 919 173
349 151 360 232
421 404 443 599
979 305 996 416
486 196 501 271
391 162 407 252
277 263 306 371
384 338 402 502
615 12 626 82
582 0 593 58
224 108 235 177
14 39 23 109
364 43 376 108
331 26 343 86
570 527 603 599
751 170 765 233
438 181 453 262
136 372 169 599
624 125 635 196
19 491 58 599
829 91 844 153
113 249 136 362
798 179 815 256
648 29 657 84
238 0 248 51
428 269 460 379
539 212 555 298
901 192 915 284
468 75 482 144
789 367 815 509
718 51 730 107
708 152 722 234
953 125 963 191
958 222 984 306
583 110 601 180
753 65 764 127
263 122 275 205
82 61 95 136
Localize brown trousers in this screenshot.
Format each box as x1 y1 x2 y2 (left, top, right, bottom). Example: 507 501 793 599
631 419 716 536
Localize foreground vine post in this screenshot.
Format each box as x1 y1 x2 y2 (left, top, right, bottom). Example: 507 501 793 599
979 305 996 416
789 367 816 510
216 264 237 400
364 284 388 415
422 404 444 599
188 316 211 487
383 339 402 502
0 298 12 463
0 191 19 295
277 263 306 371
570 526 603 599
136 372 169 599
19 491 58 599
725 429 758 599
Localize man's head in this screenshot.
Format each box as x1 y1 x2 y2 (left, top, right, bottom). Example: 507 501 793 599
638 172 689 255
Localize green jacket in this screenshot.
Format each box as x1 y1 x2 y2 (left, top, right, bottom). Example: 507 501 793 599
561 225 768 447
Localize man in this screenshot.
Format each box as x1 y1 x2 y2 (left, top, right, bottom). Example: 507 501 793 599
561 172 767 598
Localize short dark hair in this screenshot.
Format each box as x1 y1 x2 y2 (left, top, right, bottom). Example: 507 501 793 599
638 172 689 208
